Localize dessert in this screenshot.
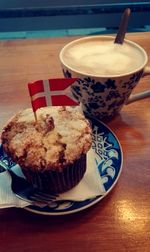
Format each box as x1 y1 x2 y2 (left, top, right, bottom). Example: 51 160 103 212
1 106 92 193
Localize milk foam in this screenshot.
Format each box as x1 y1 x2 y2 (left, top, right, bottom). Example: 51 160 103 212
63 39 144 76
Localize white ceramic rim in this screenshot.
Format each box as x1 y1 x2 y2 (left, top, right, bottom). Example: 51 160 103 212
59 35 148 78
24 119 123 216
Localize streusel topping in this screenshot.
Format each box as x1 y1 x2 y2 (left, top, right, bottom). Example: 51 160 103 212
1 106 92 171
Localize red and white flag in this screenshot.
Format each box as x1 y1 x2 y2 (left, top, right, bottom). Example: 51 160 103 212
28 78 79 112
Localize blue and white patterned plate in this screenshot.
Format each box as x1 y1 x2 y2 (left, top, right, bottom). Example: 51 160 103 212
0 117 123 215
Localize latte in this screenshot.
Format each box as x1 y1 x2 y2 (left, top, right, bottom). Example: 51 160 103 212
61 37 145 76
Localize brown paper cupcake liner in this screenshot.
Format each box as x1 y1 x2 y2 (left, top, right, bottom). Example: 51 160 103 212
21 154 86 194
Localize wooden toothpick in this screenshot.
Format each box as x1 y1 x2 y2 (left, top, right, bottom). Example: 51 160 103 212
34 111 38 123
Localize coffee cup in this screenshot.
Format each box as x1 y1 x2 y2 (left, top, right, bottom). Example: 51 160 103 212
60 35 150 121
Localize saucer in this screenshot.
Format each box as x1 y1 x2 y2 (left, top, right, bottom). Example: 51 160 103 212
0 118 123 215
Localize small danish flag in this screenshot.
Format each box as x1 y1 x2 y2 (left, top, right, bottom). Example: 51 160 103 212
28 78 79 112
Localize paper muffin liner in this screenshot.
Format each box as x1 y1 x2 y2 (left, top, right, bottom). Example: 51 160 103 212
21 154 86 194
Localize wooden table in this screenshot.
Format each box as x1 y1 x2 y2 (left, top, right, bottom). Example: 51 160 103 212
0 32 149 252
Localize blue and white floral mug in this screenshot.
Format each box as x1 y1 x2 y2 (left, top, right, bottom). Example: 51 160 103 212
60 36 150 121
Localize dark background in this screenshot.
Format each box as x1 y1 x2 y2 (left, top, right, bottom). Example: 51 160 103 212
0 1 150 35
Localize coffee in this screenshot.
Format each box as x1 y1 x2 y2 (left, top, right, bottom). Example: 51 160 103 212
60 35 149 121
61 37 145 76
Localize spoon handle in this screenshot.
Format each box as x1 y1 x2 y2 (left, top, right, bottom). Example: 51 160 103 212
114 8 131 44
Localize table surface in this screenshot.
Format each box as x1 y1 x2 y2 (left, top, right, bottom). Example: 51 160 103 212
0 32 149 252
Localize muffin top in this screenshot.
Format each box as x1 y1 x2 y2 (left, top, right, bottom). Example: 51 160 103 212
1 106 92 171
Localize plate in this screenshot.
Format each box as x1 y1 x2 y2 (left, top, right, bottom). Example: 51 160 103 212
0 117 123 215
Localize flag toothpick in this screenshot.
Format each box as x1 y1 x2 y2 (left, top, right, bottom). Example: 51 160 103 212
28 78 79 122
31 96 38 122
34 111 38 123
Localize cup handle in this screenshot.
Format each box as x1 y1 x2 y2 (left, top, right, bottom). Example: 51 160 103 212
126 66 150 105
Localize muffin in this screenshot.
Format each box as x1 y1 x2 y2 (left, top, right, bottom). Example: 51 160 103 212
1 106 92 194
